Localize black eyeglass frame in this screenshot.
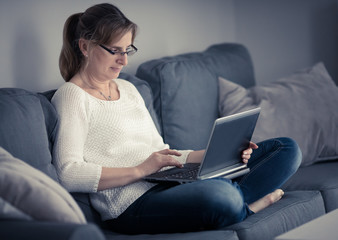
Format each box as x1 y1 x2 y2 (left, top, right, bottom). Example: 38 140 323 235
99 44 138 56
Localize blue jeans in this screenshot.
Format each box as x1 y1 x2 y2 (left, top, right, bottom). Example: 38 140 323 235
106 137 302 234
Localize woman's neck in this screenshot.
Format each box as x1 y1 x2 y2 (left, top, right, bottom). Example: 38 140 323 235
78 71 111 92
70 71 118 101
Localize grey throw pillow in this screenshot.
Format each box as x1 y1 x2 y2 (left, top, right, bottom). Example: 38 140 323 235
0 147 86 223
218 62 338 166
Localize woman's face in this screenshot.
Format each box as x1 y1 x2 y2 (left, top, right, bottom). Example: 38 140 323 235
84 31 133 81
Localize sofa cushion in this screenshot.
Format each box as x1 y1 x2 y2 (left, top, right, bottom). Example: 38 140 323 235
0 147 86 224
0 197 32 220
0 88 58 181
138 53 218 150
218 63 338 166
225 190 325 240
283 161 338 212
136 43 255 150
205 43 255 88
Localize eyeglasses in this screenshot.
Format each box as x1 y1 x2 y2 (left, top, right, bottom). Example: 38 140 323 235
99 44 138 56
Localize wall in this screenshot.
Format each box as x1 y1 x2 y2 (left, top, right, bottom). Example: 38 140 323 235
234 0 338 84
0 0 236 92
0 0 337 92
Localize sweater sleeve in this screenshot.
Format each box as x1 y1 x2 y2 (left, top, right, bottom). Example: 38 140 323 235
52 84 102 192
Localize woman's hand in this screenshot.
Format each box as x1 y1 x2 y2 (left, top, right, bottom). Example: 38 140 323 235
136 149 183 177
242 142 258 164
98 149 183 191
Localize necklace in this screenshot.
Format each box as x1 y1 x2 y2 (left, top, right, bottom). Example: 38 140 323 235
98 90 112 101
80 74 112 101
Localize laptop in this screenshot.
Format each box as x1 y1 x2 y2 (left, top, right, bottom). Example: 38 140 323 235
144 107 261 184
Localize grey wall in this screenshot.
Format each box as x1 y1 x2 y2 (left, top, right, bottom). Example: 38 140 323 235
0 0 337 92
234 0 338 84
0 0 236 92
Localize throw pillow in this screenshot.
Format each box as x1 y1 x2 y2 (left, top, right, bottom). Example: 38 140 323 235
0 147 86 223
0 197 32 220
218 62 338 166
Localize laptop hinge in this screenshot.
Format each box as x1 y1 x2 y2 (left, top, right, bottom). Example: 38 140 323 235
198 163 248 180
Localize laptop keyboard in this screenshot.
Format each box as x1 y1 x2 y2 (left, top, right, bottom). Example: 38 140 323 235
151 164 200 180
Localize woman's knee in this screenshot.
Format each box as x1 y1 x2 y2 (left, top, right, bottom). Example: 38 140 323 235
277 137 302 172
198 179 247 227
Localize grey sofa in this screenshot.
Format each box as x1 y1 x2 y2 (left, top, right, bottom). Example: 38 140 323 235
0 43 337 240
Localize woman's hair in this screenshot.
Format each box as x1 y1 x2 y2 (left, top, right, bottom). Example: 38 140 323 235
59 3 137 81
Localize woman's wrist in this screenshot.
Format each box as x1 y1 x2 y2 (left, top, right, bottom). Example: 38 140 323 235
186 150 205 163
133 165 145 180
98 166 144 190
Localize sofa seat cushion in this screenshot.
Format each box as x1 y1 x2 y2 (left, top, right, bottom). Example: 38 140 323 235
225 191 325 240
0 88 58 181
283 161 338 212
103 229 238 240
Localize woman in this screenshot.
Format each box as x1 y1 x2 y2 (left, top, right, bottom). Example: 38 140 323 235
52 3 301 234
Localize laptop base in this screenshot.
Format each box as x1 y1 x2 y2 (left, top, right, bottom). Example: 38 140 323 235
144 163 250 184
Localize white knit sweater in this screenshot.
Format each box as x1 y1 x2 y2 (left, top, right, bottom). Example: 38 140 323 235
52 79 191 220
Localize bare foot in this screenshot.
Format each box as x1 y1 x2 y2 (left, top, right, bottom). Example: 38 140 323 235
248 189 284 213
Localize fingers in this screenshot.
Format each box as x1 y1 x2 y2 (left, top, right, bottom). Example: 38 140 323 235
165 156 184 168
152 154 182 169
249 141 259 149
158 149 182 157
154 149 183 168
242 150 252 163
242 142 258 163
242 148 252 157
242 159 249 164
140 150 184 176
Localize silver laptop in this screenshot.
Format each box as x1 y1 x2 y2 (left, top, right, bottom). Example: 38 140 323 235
144 107 261 184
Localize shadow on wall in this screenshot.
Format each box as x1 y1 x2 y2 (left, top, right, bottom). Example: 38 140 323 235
12 19 45 92
312 1 338 85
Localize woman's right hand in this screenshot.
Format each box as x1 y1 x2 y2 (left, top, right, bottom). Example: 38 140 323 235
98 149 183 190
136 149 183 177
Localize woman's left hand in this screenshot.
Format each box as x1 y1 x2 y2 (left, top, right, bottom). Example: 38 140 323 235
242 142 259 164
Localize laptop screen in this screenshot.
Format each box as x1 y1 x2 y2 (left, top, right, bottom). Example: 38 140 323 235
198 108 260 177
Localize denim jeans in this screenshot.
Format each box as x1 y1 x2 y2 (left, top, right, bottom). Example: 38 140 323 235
106 137 302 234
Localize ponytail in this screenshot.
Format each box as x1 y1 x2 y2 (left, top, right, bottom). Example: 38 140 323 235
59 13 83 81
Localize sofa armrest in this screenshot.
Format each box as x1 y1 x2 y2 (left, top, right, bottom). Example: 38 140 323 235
0 220 105 240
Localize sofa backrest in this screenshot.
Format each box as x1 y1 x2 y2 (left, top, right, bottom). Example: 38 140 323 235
136 43 255 150
0 88 59 182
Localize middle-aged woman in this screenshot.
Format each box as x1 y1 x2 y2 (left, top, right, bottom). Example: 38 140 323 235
52 3 302 234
